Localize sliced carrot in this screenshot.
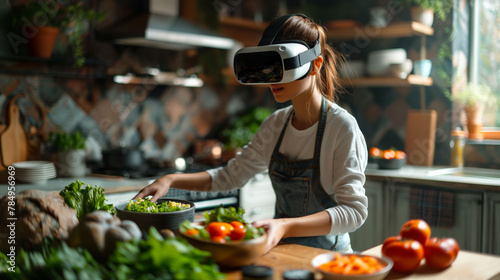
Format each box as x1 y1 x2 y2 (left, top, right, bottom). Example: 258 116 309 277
318 254 385 275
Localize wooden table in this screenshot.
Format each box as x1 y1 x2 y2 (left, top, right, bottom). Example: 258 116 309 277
225 243 500 280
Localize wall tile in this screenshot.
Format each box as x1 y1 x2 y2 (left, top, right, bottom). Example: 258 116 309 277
48 94 85 132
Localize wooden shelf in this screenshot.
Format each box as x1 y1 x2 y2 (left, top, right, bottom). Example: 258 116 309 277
327 21 434 41
340 74 433 87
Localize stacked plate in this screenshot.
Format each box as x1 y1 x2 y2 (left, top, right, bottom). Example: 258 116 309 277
366 48 408 77
12 161 57 184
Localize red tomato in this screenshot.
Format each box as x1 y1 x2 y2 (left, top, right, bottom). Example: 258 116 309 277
369 147 382 158
400 219 431 246
382 235 402 255
382 149 396 159
395 150 406 159
211 235 226 243
229 221 247 241
424 237 460 269
206 222 234 238
382 236 424 273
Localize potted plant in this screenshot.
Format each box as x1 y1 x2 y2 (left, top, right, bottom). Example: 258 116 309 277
48 130 87 177
221 107 272 162
11 1 104 67
405 0 454 26
449 83 496 139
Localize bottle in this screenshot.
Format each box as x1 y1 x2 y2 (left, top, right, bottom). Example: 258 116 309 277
450 128 466 167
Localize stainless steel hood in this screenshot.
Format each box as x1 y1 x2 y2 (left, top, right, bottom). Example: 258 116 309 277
101 0 236 50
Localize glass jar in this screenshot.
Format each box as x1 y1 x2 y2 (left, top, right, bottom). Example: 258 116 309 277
450 129 466 167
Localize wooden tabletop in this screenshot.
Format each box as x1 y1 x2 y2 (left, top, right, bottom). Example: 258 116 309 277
224 243 329 280
223 243 500 280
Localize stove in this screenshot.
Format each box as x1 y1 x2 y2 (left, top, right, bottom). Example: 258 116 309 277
91 161 239 212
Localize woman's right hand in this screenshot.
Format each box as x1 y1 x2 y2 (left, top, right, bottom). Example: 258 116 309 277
132 175 172 202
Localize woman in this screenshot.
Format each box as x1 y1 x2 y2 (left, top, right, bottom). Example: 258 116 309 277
133 14 368 253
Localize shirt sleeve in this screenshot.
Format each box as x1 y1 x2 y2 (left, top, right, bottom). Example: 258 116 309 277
324 116 368 235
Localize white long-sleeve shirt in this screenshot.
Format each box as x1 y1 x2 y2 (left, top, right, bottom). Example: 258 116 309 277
207 103 368 235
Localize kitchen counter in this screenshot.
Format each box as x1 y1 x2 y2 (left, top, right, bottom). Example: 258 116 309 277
365 164 500 191
224 243 500 280
0 175 149 198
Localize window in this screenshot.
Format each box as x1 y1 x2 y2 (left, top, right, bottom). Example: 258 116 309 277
473 0 500 127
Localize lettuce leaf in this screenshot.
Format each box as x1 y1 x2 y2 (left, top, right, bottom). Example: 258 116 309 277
60 180 116 219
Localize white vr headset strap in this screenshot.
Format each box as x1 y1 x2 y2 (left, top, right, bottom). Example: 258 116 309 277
283 42 321 70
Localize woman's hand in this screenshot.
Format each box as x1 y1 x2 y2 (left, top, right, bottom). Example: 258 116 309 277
252 218 289 254
132 176 172 202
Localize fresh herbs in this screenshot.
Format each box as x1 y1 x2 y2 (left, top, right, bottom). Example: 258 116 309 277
108 228 225 280
126 197 191 213
59 180 115 219
48 130 86 152
0 228 226 280
204 204 246 223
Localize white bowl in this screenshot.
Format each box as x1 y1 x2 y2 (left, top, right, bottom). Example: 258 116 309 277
312 252 393 280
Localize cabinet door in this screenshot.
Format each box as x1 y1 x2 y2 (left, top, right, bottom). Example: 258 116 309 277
387 183 483 252
483 192 500 255
350 181 385 252
239 173 276 222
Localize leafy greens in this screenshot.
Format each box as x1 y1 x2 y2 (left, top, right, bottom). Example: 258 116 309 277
59 180 116 219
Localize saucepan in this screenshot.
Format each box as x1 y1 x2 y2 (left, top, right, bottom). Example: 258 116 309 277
101 146 145 170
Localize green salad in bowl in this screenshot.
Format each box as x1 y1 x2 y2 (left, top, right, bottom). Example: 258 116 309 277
126 197 191 213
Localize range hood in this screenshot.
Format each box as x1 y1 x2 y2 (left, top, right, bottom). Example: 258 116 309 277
101 0 236 50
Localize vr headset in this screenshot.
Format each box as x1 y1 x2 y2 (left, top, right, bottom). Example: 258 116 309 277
233 14 321 85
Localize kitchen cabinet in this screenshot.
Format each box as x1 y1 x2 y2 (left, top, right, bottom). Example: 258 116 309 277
351 180 485 253
483 192 500 255
239 173 276 222
350 180 386 252
386 183 483 252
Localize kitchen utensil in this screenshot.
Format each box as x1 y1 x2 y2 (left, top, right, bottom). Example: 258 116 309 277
377 157 405 169
178 221 268 268
102 146 145 170
115 198 195 232
0 94 28 168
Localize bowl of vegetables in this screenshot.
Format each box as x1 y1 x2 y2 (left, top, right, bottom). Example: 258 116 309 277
369 147 406 170
178 205 267 268
312 252 393 280
115 198 195 232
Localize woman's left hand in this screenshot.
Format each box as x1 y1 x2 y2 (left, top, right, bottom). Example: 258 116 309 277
252 218 288 254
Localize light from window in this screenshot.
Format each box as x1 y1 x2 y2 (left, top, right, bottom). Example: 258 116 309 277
479 0 500 127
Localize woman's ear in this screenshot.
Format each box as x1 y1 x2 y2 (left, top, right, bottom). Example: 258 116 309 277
310 56 324 76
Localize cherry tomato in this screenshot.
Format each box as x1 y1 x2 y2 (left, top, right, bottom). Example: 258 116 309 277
369 147 382 158
211 235 226 243
382 236 424 273
229 221 247 241
400 219 431 246
382 149 396 159
206 222 234 238
424 237 460 269
395 150 406 159
185 229 199 236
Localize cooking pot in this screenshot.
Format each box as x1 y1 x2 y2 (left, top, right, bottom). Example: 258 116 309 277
102 147 145 170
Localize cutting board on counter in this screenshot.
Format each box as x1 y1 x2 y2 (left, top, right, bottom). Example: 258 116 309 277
0 95 28 168
405 109 437 166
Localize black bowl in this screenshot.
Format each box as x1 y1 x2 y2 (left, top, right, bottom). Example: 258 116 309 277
377 158 405 170
115 198 195 232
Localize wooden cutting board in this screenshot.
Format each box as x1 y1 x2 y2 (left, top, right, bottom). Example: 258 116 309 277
405 110 437 166
0 95 28 167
